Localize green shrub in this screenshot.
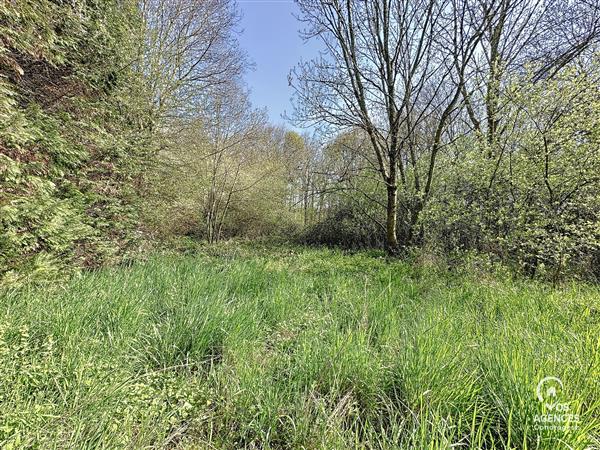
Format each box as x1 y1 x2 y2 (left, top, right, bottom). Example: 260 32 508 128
420 69 600 281
302 206 385 250
0 0 151 287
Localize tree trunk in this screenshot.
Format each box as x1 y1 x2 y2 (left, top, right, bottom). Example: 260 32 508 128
385 184 399 255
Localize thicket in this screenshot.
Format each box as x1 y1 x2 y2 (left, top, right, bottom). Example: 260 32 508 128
290 1 600 282
424 69 600 281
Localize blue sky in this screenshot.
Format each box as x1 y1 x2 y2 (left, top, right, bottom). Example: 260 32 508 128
237 0 322 128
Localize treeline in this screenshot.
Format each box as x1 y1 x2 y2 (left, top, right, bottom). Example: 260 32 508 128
290 0 600 281
2 0 600 285
0 0 244 286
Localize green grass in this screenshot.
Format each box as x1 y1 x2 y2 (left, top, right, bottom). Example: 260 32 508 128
1 244 599 449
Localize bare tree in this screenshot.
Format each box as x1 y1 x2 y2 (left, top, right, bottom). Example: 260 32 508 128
290 0 490 253
201 84 268 242
155 80 285 242
139 0 248 124
282 131 323 225
461 0 600 153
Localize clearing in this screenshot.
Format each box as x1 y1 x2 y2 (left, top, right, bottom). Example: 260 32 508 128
1 245 598 449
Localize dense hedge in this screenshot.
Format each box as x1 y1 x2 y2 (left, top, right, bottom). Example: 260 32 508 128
0 1 151 287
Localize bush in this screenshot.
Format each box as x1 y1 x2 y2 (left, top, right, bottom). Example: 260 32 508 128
301 206 385 249
420 69 600 281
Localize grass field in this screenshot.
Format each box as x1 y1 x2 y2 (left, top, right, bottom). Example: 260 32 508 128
1 244 598 449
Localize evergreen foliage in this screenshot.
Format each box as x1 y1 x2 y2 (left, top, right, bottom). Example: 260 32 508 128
0 0 151 286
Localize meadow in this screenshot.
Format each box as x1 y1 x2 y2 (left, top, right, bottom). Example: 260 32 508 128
1 244 598 449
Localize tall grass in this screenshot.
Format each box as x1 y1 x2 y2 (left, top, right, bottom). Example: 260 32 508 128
1 245 598 448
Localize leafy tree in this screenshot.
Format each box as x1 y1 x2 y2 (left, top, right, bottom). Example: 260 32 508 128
422 66 600 280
